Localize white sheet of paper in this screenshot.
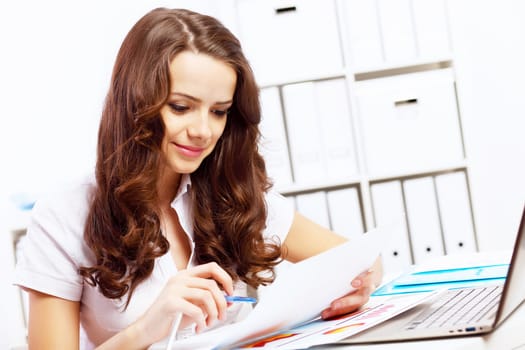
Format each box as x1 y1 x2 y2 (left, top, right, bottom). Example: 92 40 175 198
161 228 383 350
239 290 445 349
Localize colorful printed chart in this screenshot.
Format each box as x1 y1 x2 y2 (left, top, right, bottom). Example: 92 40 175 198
234 290 442 349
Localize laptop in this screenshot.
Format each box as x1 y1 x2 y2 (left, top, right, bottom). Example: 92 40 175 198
337 205 525 344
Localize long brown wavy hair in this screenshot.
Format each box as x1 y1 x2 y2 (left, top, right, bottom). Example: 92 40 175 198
79 8 282 305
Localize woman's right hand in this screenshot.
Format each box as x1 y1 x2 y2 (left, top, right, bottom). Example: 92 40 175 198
131 262 234 347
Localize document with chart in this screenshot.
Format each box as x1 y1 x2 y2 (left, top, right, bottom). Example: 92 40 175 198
152 227 441 350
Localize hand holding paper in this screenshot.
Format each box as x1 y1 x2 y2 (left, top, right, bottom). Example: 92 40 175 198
159 227 384 350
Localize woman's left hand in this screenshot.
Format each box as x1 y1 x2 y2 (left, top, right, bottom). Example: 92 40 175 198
321 258 383 319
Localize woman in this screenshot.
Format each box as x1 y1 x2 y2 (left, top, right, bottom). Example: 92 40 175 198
14 8 382 349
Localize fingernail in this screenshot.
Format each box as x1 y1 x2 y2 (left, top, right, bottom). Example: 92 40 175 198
352 279 362 288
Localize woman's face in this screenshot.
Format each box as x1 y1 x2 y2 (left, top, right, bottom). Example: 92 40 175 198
160 51 237 177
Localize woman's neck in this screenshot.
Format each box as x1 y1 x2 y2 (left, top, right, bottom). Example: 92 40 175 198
157 167 182 208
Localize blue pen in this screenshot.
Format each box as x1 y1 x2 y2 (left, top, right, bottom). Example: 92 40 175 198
225 295 257 303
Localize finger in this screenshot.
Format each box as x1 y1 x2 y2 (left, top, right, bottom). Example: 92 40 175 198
177 277 227 323
184 262 234 295
351 278 363 288
184 288 219 327
351 269 373 288
178 277 228 320
321 288 372 320
321 297 363 319
173 298 208 332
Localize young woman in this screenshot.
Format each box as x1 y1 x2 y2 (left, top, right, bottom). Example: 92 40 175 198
14 8 382 349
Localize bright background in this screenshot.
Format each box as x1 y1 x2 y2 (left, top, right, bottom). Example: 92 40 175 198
1 0 523 248
0 0 524 348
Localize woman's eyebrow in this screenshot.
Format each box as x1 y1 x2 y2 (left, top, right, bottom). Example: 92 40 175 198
170 92 232 105
215 100 233 106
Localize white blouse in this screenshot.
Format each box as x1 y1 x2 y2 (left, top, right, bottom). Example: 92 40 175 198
13 174 294 348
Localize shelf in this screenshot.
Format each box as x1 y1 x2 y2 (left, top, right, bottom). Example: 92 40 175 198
245 0 477 274
257 58 454 88
352 58 454 81
257 70 346 89
274 162 469 196
276 176 363 196
367 161 469 184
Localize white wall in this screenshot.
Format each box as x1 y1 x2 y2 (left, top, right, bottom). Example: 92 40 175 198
0 0 237 201
447 0 525 250
4 0 521 238
1 1 525 347
0 2 236 348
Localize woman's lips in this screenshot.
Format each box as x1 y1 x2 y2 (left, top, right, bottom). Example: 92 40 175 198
175 143 205 158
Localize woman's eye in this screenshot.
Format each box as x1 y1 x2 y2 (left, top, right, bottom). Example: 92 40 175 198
168 103 189 113
212 109 229 117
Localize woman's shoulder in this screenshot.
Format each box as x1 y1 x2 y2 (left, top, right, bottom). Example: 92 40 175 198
30 175 96 234
264 188 293 211
15 175 97 298
263 188 295 242
34 175 95 212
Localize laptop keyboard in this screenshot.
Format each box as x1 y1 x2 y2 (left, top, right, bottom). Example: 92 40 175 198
405 285 502 330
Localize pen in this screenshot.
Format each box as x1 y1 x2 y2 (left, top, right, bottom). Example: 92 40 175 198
165 311 183 350
225 295 257 303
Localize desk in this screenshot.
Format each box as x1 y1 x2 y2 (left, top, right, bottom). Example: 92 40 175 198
314 300 525 349
314 250 525 350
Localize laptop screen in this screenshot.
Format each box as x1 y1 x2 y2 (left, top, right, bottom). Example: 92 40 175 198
495 205 525 326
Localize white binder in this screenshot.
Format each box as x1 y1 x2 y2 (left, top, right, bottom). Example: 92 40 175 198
355 68 464 177
339 0 383 70
295 192 331 228
314 79 358 182
236 0 343 85
377 0 417 63
403 177 445 264
282 82 324 185
258 87 293 189
435 171 477 254
326 187 364 238
370 181 412 275
412 0 451 59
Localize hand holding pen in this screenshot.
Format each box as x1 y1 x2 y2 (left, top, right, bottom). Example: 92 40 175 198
130 262 238 349
165 294 257 349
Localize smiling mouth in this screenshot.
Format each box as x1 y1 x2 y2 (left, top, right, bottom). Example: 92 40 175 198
175 143 205 157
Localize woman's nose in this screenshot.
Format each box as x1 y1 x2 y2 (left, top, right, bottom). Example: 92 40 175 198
187 109 212 139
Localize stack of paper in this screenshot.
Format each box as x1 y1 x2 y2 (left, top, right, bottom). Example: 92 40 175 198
150 228 449 349
155 228 384 349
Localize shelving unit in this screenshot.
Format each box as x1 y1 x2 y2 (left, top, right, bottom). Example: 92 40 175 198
236 0 479 274
6 2 525 349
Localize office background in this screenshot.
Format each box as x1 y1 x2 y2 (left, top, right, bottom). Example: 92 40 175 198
0 0 524 348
